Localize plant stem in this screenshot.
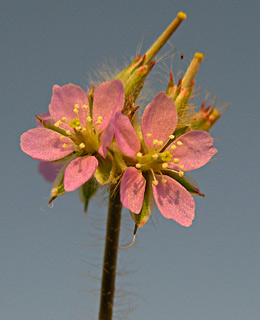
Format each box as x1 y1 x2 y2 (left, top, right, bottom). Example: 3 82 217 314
144 11 186 65
98 188 122 320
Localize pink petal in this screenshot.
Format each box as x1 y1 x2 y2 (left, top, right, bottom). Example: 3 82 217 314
167 131 218 171
114 113 140 157
49 83 89 128
120 167 146 214
152 175 195 227
92 80 124 132
20 128 74 161
98 118 115 158
38 161 64 183
64 156 98 192
141 92 178 151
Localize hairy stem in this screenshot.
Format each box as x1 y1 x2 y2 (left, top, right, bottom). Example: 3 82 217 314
98 188 122 320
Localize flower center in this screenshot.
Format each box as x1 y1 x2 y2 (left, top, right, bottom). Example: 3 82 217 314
135 133 185 185
54 104 101 155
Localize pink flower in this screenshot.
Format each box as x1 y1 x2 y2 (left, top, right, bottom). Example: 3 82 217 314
114 92 217 227
20 80 124 192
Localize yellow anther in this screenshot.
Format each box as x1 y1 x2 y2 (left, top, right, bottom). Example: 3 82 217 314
137 152 143 158
81 128 86 133
162 178 167 183
62 144 68 149
75 126 81 131
97 116 103 121
152 180 159 186
158 140 163 146
60 135 65 140
179 164 184 169
146 133 152 138
169 134 175 140
171 145 177 150
79 143 85 149
179 171 184 177
136 163 142 169
162 163 168 169
153 139 158 145
66 130 71 135
74 104 79 109
87 116 92 122
152 154 159 160
161 151 172 162
82 104 88 110
61 117 67 123
54 120 61 127
73 108 79 114
173 158 179 164
177 141 183 146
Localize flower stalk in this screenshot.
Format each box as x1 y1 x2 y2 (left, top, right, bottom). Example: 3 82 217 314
98 187 122 320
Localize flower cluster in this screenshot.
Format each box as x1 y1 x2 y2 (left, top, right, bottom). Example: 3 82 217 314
20 12 221 229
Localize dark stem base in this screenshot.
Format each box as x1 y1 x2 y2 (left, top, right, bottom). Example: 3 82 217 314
98 188 122 320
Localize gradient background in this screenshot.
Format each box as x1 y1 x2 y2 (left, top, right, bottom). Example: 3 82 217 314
1 1 260 319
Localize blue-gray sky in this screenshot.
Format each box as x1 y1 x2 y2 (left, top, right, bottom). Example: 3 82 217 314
1 1 260 319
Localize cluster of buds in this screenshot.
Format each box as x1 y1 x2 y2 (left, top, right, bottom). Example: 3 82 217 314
20 12 223 231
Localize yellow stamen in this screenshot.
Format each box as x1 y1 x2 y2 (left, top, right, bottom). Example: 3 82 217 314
146 133 152 138
54 120 61 127
96 116 103 125
179 164 184 169
137 152 142 158
162 178 167 183
152 154 159 160
73 108 79 114
62 144 68 149
169 134 175 140
74 104 79 109
158 140 163 146
60 136 65 141
136 163 142 169
79 143 85 149
162 163 168 169
61 117 67 123
177 141 183 146
153 139 158 145
66 130 71 135
179 171 184 177
82 104 88 110
152 180 159 186
173 158 179 164
86 116 92 123
171 145 177 150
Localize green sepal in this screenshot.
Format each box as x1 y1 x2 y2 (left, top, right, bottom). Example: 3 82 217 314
87 86 94 119
173 124 190 139
35 115 69 137
130 172 154 228
94 153 115 185
49 155 77 204
161 170 204 196
79 177 98 212
49 163 67 204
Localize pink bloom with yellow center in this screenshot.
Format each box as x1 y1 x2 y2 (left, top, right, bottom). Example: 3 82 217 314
20 80 124 192
114 92 217 227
